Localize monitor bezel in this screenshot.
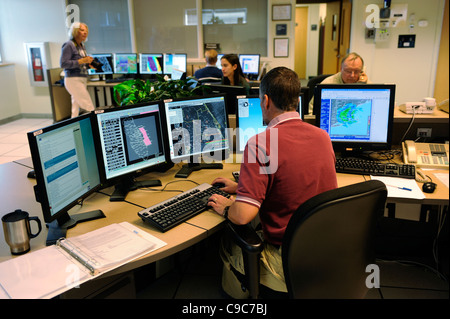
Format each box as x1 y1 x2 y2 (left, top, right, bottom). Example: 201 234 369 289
139 53 164 75
27 113 103 225
162 94 231 164
203 83 247 115
113 53 138 75
315 83 396 153
88 53 114 76
91 100 172 187
238 54 261 75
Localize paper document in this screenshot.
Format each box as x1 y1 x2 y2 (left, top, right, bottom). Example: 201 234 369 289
0 222 166 299
434 173 449 189
370 176 425 199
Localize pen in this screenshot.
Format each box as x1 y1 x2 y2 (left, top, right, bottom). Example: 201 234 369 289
387 185 412 191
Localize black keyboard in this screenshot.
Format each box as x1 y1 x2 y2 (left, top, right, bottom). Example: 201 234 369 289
138 183 230 232
335 158 416 179
105 78 127 83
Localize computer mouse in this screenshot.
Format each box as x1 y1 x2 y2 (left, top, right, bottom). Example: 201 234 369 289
27 170 36 179
212 182 225 189
422 182 437 193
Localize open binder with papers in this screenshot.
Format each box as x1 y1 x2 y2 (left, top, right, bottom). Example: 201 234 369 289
0 222 166 299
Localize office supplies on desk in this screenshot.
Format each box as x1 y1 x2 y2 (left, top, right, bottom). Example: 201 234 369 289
0 222 166 299
335 157 415 178
138 183 230 232
370 176 425 200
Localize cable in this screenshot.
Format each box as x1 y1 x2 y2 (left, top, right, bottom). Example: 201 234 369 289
399 105 419 143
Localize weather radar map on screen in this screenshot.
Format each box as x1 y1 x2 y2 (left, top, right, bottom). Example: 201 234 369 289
326 97 372 139
166 96 228 160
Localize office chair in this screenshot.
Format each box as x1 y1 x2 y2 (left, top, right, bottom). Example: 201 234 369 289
226 180 387 299
197 77 222 84
306 74 332 101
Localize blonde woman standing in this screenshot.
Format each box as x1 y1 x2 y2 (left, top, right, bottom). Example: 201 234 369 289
60 22 94 118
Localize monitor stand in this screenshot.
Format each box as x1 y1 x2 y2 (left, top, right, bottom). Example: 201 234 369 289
46 210 105 246
110 175 162 202
175 162 223 178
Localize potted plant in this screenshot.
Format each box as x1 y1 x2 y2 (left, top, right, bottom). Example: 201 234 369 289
113 75 209 107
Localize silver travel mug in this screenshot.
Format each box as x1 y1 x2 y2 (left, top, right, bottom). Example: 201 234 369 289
2 209 42 255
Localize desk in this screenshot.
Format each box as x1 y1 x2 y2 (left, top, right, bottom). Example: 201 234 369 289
1 155 448 297
392 106 449 144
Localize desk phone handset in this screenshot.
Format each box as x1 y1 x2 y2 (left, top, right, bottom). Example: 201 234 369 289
402 140 449 170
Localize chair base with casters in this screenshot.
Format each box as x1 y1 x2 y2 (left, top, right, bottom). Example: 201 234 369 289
226 180 387 299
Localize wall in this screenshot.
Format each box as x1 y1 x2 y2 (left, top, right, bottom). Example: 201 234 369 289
0 64 21 122
350 0 446 105
433 0 449 105
0 0 68 121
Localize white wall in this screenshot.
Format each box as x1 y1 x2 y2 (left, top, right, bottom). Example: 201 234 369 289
0 0 68 120
265 0 296 71
350 0 445 105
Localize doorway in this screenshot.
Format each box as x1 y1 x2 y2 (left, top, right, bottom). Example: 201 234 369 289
295 0 352 78
294 6 308 79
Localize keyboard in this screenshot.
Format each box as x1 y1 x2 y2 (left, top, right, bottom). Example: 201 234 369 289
105 78 127 83
335 158 416 179
138 183 230 232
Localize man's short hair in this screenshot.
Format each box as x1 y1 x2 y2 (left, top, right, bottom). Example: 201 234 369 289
260 67 301 112
341 52 364 68
205 49 218 64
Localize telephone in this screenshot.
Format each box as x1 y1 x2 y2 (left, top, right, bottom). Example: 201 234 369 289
402 140 449 169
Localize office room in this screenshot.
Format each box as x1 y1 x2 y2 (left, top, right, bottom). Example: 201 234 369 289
0 0 448 307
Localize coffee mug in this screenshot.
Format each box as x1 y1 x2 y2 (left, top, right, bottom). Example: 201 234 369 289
2 209 42 255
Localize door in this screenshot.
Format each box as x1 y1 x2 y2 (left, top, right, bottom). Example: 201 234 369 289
322 1 340 74
321 0 352 74
295 6 308 79
338 0 352 67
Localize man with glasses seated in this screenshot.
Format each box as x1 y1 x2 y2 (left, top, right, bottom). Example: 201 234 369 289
308 52 370 113
322 52 369 84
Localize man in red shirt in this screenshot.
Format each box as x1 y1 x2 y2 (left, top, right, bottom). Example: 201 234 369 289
208 67 338 298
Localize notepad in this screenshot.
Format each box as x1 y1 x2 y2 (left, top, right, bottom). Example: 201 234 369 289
0 222 166 299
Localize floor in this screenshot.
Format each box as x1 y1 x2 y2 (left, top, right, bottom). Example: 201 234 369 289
134 230 449 300
0 117 53 165
1 117 448 300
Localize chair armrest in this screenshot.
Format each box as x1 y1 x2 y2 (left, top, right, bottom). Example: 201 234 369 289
226 222 263 254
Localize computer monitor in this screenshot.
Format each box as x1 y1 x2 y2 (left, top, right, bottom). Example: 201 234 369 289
93 101 172 201
216 54 224 68
239 54 260 77
203 83 247 115
27 114 105 245
139 53 164 75
163 95 230 177
236 95 303 153
113 53 138 74
315 83 396 155
88 53 114 78
163 53 187 79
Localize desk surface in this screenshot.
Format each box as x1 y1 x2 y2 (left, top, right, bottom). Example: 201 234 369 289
393 106 449 123
1 155 448 276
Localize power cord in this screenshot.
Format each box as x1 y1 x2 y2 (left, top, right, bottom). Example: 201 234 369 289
399 104 421 143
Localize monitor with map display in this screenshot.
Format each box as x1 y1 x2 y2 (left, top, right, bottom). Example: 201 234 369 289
88 53 114 78
113 53 138 74
315 83 396 155
139 53 164 74
92 101 172 201
163 95 230 177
